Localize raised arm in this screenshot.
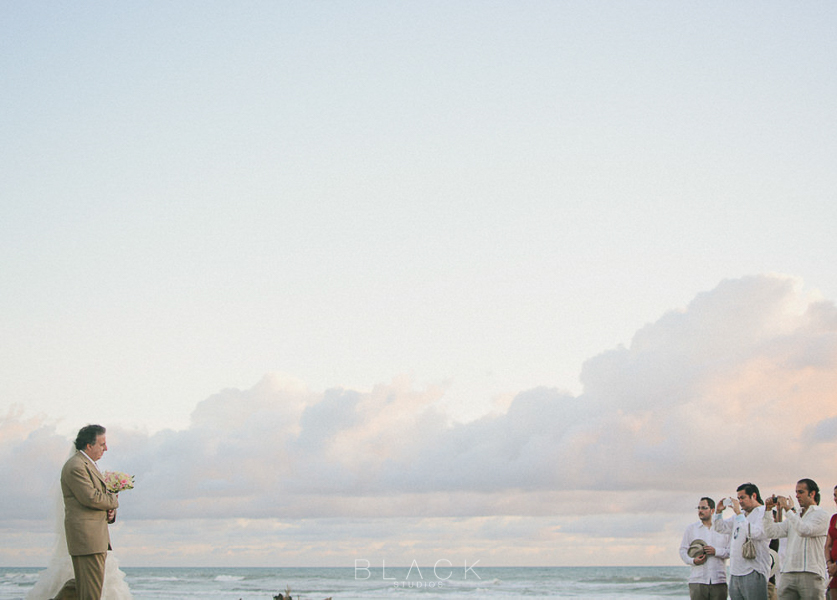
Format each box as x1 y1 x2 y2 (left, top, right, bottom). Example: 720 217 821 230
762 508 789 539
746 508 770 541
713 514 733 535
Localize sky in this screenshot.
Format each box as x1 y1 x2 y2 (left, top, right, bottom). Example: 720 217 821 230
1 1 836 568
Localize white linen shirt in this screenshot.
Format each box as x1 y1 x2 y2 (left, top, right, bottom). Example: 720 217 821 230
714 506 771 578
679 521 730 584
762 504 828 579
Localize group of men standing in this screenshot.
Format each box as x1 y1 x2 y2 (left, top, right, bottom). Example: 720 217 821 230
680 480 832 600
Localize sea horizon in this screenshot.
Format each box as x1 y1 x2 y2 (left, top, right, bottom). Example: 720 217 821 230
3 564 692 599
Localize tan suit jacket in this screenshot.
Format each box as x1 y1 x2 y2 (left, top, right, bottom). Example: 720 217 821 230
60 451 119 556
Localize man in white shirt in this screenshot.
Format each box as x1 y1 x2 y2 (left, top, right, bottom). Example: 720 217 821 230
680 497 731 600
715 482 772 600
763 478 829 600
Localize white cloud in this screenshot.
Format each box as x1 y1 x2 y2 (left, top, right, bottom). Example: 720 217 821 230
3 274 837 565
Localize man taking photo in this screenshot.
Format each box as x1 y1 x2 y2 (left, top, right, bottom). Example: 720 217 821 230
763 479 829 600
715 482 771 600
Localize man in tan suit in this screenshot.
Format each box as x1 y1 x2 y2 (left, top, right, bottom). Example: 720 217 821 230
60 424 120 600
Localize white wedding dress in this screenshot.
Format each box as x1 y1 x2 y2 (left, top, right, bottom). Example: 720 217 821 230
27 451 133 600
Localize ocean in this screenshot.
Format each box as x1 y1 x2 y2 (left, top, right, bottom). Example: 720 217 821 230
1 566 691 599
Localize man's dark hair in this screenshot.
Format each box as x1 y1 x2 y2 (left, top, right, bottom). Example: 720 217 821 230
700 497 716 510
74 424 106 450
736 482 763 504
798 478 821 505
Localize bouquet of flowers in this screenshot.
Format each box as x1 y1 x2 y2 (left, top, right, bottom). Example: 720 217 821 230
102 470 135 493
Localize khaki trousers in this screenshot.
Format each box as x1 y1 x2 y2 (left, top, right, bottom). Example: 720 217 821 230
71 553 106 600
778 572 826 600
689 582 728 599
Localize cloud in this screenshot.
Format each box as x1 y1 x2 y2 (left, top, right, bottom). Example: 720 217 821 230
0 407 70 521
3 274 837 565
810 415 837 443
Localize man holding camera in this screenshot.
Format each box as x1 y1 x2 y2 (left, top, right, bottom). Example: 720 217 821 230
715 483 772 600
763 479 829 600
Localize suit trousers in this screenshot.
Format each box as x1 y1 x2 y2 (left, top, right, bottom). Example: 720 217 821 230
71 552 106 600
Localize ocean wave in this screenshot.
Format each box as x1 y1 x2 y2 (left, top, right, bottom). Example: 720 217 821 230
0 565 692 600
1 572 40 588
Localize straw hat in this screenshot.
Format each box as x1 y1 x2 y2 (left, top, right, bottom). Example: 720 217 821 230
687 539 707 558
